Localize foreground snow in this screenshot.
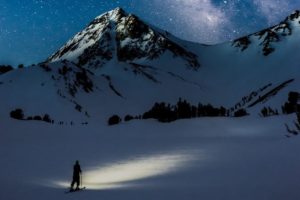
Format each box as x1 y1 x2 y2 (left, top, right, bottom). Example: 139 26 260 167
1 115 299 200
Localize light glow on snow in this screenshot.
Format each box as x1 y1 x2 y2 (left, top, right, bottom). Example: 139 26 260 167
52 151 199 190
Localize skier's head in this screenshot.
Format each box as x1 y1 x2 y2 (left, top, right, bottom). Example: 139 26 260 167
76 160 79 164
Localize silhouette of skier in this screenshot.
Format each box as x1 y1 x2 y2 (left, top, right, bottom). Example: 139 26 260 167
70 160 82 191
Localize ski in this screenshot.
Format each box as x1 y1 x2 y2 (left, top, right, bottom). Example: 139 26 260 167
65 187 86 194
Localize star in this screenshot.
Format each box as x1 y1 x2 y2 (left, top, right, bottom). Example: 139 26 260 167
1 0 300 66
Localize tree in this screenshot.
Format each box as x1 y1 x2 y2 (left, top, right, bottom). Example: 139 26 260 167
142 102 176 122
176 99 192 119
220 106 227 116
43 114 52 123
261 107 268 117
234 109 248 117
18 64 24 69
124 115 134 122
33 115 42 121
108 115 122 125
282 92 300 114
288 92 299 105
10 109 24 120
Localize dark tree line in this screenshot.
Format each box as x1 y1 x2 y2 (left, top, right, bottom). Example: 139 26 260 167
229 83 272 113
108 98 247 125
260 107 279 117
0 65 13 74
142 99 228 123
0 64 25 75
10 108 54 123
260 91 300 117
9 108 89 126
234 109 249 117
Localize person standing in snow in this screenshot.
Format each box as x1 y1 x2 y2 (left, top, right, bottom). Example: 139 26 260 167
70 160 82 191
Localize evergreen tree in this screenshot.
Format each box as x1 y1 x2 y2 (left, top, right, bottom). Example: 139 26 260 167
18 64 24 69
10 109 24 120
108 115 122 125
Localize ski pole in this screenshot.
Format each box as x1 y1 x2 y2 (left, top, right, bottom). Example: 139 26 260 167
80 173 82 187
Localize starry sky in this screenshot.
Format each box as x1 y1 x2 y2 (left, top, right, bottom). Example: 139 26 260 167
1 0 300 66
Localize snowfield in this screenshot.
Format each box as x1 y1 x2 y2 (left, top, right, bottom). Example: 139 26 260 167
1 115 300 200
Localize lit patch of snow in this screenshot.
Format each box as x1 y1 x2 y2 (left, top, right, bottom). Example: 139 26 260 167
51 151 200 190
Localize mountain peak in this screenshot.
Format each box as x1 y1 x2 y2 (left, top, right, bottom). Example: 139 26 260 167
47 8 200 70
96 7 127 22
112 6 124 12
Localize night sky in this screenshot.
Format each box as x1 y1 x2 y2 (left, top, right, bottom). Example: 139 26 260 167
1 0 300 66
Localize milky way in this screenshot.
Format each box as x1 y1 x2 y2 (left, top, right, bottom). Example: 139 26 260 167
1 0 300 66
152 0 300 43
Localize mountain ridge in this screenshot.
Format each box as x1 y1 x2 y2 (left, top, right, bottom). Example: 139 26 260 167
233 10 300 56
1 8 300 124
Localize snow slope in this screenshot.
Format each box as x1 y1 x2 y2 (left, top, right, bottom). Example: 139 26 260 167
1 9 300 124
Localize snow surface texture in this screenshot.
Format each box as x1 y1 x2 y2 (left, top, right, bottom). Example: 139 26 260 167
1 116 300 200
1 8 300 200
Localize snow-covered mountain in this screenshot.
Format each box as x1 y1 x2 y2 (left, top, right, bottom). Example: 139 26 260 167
1 8 300 124
47 8 200 70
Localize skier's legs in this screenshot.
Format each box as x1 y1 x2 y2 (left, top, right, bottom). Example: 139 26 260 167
75 176 80 189
70 179 75 190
